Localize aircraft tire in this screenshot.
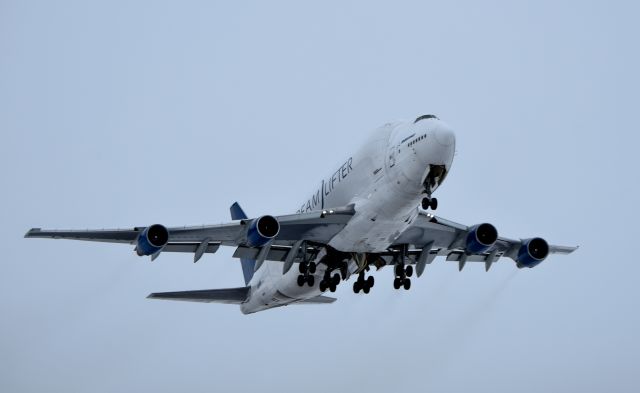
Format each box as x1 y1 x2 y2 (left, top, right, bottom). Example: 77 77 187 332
393 277 402 289
363 284 370 294
329 284 336 293
405 265 413 277
332 273 341 285
297 275 305 287
430 198 438 210
308 262 316 274
307 275 315 287
403 278 411 290
367 275 374 287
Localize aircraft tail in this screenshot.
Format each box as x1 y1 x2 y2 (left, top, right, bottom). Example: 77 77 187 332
147 287 250 304
230 202 255 285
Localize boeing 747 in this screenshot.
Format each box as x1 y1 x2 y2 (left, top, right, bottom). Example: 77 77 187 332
25 114 577 313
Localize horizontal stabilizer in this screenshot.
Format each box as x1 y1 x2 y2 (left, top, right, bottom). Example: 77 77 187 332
147 287 249 304
297 295 336 304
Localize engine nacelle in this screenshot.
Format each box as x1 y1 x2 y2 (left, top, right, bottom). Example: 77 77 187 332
247 215 280 247
466 223 498 253
136 224 169 256
516 237 549 268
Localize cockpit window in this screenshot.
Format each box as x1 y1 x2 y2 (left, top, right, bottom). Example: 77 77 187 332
414 114 439 123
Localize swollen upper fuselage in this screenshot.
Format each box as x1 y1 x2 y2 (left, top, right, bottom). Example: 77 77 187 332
298 115 455 215
295 115 456 253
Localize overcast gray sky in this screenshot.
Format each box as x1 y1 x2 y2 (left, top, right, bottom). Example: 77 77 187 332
2 1 639 392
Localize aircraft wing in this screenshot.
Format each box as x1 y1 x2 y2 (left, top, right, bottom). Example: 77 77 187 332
387 210 578 275
24 205 356 260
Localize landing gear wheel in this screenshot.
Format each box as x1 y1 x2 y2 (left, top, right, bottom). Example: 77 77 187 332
308 262 316 274
299 262 307 274
395 265 404 277
307 275 315 287
363 284 370 294
329 284 337 293
422 197 438 210
320 281 327 292
403 278 411 290
297 275 305 287
353 281 361 293
405 265 413 278
332 273 341 285
393 277 402 289
367 275 374 287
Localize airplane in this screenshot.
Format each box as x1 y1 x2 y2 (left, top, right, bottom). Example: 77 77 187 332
25 114 577 314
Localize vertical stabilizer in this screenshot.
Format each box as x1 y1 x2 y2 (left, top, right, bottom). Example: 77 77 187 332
230 202 255 285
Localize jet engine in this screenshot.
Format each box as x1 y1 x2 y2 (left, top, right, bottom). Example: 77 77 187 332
247 215 280 247
516 237 549 268
136 224 169 256
466 223 498 253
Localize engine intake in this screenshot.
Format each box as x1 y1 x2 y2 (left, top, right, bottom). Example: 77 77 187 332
466 223 498 253
247 215 280 247
517 237 549 268
136 224 169 256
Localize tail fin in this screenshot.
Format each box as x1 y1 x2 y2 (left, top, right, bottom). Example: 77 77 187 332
230 202 255 285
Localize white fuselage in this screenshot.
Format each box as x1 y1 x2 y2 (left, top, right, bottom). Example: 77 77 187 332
240 117 455 314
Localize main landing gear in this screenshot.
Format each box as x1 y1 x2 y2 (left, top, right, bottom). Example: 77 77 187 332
421 196 438 210
297 261 316 287
319 270 341 292
353 271 375 294
319 261 348 293
393 264 413 290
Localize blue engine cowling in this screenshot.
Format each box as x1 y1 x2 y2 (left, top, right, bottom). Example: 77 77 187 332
466 223 498 253
247 215 280 247
517 237 549 268
136 224 169 256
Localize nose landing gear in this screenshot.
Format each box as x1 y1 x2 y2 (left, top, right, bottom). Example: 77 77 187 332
421 197 438 210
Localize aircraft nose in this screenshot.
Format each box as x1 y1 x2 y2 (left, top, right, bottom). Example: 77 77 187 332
433 126 455 147
415 123 456 169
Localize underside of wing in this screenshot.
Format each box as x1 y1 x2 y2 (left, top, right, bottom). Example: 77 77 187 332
25 228 140 243
24 205 356 261
389 210 578 273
